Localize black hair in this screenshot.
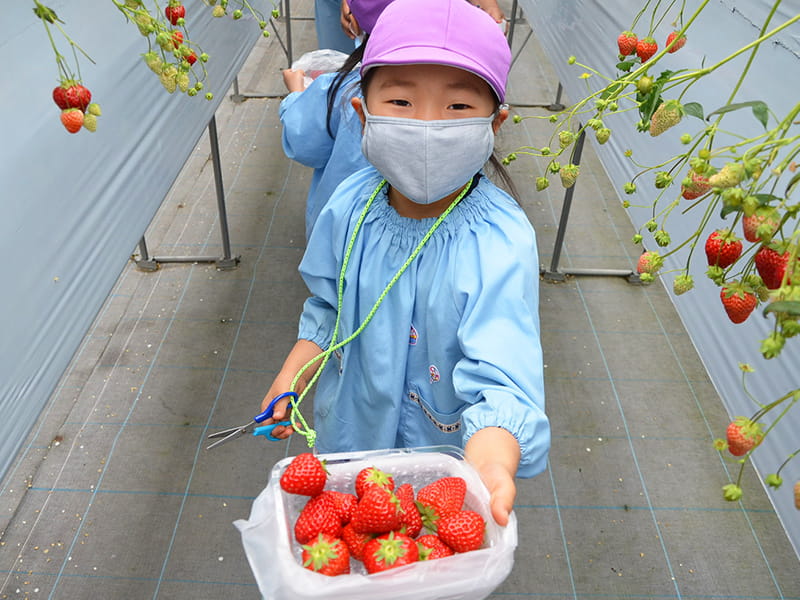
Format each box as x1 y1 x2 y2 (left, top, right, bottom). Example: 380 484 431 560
325 39 367 139
358 67 520 202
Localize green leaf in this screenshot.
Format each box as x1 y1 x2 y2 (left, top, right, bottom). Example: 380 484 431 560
706 100 769 128
753 193 782 205
600 82 624 100
720 203 740 219
616 61 635 72
763 301 800 317
683 102 704 120
785 172 800 197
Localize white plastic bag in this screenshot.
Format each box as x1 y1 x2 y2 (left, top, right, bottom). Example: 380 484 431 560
234 445 517 600
290 49 349 89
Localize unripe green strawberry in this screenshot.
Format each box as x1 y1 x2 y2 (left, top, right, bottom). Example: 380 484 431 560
654 229 670 246
160 65 178 93
636 251 663 275
765 473 783 489
672 274 694 295
708 162 745 189
595 127 611 144
722 483 743 502
760 331 785 359
87 102 102 116
82 113 98 132
649 100 684 137
134 10 156 35
558 130 574 148
177 71 190 93
636 75 653 94
535 176 549 191
559 164 580 188
144 52 163 74
212 4 226 17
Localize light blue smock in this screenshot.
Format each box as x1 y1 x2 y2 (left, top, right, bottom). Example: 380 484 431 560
279 70 369 240
297 167 550 478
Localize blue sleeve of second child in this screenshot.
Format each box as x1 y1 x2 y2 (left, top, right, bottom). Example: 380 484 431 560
279 73 341 169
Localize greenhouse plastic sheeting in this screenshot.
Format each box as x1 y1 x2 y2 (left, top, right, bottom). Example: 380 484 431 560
520 0 800 556
0 1 269 480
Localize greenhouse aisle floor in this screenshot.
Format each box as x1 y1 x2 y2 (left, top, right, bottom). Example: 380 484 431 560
1 2 799 598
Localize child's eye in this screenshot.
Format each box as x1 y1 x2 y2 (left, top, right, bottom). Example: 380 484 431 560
389 99 411 107
449 103 471 110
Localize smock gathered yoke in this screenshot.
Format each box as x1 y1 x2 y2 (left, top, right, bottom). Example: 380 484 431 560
298 167 550 477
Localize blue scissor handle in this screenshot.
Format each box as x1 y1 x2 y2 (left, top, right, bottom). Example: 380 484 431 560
252 392 297 441
253 421 293 442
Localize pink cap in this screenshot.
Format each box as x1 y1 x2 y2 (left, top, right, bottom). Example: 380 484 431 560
360 0 511 102
348 0 396 34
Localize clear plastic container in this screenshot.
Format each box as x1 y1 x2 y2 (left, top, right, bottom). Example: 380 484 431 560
234 445 518 600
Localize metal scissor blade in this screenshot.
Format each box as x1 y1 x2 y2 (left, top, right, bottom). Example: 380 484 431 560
205 421 255 450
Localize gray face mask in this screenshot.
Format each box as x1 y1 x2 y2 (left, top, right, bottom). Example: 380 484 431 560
360 105 497 205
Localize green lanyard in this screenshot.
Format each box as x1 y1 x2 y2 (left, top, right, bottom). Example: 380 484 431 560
287 177 474 449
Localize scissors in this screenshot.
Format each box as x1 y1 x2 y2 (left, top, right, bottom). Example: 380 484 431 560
205 392 296 450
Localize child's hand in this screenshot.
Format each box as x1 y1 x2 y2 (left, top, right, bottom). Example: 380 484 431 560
260 388 296 439
282 69 306 93
464 426 521 526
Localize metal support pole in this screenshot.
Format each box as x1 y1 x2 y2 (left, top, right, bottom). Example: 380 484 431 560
284 0 293 67
540 129 639 283
506 0 518 47
134 116 241 272
548 83 566 112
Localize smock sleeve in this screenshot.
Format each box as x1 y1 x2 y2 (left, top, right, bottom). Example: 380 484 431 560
278 73 339 169
452 209 550 478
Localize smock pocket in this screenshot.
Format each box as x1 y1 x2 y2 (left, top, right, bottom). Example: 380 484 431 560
406 386 463 434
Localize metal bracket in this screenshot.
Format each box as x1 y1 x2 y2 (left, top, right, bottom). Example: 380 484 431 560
135 115 241 272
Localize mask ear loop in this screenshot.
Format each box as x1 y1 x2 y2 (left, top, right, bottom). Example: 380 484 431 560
285 177 476 449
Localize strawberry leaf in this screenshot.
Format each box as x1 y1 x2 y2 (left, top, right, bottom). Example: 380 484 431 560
683 102 704 120
785 172 800 197
763 301 800 317
706 100 769 129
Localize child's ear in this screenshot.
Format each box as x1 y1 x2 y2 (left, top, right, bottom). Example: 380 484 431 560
351 97 366 127
492 105 509 133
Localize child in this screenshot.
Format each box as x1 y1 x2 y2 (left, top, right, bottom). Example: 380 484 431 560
262 0 550 527
280 0 394 240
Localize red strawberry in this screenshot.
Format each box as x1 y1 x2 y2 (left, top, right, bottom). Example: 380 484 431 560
62 83 92 112
437 510 485 553
52 85 69 109
720 285 757 324
742 208 780 243
704 229 742 268
416 534 455 560
294 493 342 544
171 30 184 48
395 483 423 538
636 36 658 62
60 109 84 134
665 31 686 53
416 476 466 531
341 522 374 562
280 453 327 496
362 531 419 574
350 486 403 534
321 490 358 524
681 170 711 200
164 1 186 25
354 466 394 499
794 481 800 510
617 31 638 56
726 417 763 456
755 245 789 289
301 533 350 576
185 50 198 65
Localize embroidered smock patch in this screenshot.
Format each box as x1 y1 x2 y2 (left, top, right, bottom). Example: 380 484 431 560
429 365 440 383
408 391 460 433
409 324 418 345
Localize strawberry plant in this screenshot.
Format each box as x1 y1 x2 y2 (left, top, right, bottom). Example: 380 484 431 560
508 0 800 510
